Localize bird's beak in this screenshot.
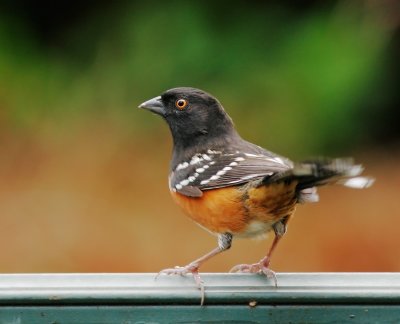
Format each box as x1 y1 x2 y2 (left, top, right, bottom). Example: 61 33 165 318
138 96 165 116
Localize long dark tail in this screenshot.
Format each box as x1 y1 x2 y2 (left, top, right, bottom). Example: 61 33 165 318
268 158 374 203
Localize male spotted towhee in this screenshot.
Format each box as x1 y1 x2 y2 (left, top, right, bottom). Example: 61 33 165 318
139 87 373 303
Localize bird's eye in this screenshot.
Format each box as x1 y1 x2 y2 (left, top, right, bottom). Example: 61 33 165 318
175 99 188 110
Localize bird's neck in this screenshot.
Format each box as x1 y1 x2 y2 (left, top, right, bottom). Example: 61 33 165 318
170 127 241 171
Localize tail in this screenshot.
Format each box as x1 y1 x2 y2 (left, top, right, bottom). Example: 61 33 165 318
268 158 374 203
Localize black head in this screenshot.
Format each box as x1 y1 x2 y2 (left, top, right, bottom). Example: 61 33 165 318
139 87 239 153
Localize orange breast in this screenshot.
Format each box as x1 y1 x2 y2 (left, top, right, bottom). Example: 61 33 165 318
171 187 248 234
170 181 298 236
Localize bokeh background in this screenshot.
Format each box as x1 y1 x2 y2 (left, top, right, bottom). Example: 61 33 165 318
0 0 399 274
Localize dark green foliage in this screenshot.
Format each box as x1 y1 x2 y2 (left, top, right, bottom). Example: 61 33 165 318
0 1 395 156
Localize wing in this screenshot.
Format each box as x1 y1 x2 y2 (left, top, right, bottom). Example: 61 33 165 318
169 149 293 197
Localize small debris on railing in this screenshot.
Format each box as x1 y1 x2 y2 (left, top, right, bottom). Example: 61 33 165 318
249 300 257 307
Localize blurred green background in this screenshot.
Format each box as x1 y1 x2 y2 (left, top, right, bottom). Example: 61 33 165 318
0 0 399 273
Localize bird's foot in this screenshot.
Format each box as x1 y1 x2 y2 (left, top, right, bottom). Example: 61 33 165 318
229 257 278 287
156 263 205 305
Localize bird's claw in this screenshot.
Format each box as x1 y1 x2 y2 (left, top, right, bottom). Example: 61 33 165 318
230 259 278 287
156 264 205 305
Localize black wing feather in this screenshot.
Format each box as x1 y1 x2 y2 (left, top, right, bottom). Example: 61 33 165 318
170 150 292 196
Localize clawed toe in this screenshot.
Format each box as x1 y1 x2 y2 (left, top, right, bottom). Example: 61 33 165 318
156 264 205 305
230 263 258 273
230 261 278 287
156 266 193 278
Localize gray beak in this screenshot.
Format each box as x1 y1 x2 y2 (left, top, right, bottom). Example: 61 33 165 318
138 96 165 116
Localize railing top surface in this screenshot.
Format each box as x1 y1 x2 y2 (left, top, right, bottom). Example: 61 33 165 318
0 272 399 305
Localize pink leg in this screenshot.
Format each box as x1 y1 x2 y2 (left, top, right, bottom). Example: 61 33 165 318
230 217 289 286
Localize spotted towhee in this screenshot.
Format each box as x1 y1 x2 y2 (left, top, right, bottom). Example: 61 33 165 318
139 87 373 303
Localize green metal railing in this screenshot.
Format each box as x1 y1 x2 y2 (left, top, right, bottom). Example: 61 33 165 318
0 273 399 323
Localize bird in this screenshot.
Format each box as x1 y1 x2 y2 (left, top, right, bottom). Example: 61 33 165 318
138 87 373 304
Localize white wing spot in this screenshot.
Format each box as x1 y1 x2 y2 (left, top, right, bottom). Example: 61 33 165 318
196 168 205 173
229 162 238 166
176 162 189 171
207 149 221 154
180 179 190 186
200 179 210 185
190 155 203 165
210 175 220 181
235 157 245 162
188 176 196 182
210 161 216 165
175 184 183 190
223 166 232 171
244 153 260 158
194 172 199 177
203 165 210 169
216 170 226 176
202 154 211 161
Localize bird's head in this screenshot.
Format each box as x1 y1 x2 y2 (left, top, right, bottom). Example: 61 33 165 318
139 87 238 151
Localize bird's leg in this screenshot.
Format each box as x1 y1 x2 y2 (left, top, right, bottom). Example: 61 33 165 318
156 233 232 305
230 216 289 286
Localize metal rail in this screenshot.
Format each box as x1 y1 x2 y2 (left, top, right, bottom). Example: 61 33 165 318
0 273 399 323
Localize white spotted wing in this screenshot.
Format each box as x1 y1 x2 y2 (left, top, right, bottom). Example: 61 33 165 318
169 150 293 197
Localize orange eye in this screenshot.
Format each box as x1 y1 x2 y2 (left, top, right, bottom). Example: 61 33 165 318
175 99 188 110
